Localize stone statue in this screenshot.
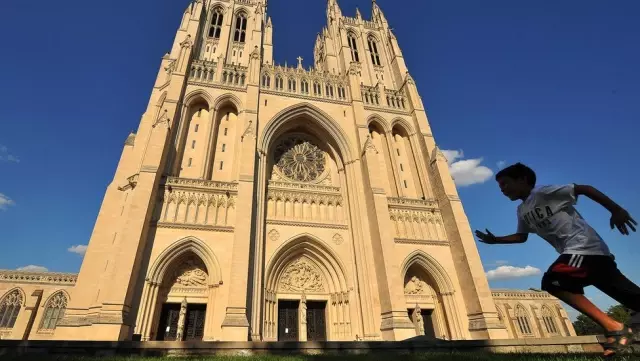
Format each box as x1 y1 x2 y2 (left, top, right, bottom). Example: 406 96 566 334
412 304 425 336
176 298 188 341
300 293 307 324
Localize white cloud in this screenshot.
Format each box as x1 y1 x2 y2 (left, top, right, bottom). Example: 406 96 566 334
486 265 542 281
441 149 494 187
0 193 15 210
68 245 88 255
441 149 464 164
17 265 49 273
0 145 19 163
497 161 507 169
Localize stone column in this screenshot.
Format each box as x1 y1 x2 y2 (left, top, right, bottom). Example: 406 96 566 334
441 292 464 340
203 285 219 341
299 293 307 342
134 281 151 335
141 283 160 341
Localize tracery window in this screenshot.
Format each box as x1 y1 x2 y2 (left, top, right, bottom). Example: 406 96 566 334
313 81 322 96
301 80 309 94
347 33 359 62
368 36 381 66
39 292 68 330
0 290 22 329
542 306 559 334
515 305 533 335
208 8 224 39
273 137 326 183
262 74 271 88
275 76 284 90
288 78 296 92
337 86 346 99
233 13 247 43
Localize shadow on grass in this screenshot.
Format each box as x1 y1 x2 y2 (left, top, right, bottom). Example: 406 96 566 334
1 354 638 361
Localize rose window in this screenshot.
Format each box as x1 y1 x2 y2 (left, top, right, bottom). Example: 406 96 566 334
274 137 326 183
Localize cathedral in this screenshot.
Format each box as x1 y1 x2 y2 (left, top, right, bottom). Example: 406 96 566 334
0 0 575 342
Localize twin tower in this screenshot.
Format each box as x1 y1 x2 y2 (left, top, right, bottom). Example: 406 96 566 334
49 0 509 342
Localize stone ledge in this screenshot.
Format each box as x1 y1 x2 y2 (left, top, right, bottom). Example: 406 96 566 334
0 337 608 357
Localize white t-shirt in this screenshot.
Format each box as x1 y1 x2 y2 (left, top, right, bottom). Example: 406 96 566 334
517 184 610 256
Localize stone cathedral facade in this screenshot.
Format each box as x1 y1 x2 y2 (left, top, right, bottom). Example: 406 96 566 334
0 0 576 342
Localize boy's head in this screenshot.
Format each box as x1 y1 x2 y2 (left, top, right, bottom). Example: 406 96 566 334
495 163 536 201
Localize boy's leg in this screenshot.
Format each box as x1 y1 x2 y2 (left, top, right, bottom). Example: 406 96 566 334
541 254 631 356
540 255 624 330
591 257 640 340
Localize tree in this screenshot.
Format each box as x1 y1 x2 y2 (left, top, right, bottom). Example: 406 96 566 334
572 304 632 335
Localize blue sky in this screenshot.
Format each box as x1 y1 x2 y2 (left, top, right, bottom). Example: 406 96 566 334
1 0 638 319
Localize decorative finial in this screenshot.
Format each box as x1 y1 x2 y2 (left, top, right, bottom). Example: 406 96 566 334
297 56 303 69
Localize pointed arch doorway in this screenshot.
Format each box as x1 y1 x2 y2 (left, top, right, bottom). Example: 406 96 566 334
264 236 352 342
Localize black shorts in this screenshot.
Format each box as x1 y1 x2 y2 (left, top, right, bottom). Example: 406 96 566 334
541 254 640 312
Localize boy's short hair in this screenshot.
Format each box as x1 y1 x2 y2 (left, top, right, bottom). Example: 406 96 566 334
496 163 537 187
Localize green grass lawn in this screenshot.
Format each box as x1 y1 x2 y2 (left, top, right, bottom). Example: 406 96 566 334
2 354 639 361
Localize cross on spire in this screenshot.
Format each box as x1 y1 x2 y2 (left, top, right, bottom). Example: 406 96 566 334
297 56 303 68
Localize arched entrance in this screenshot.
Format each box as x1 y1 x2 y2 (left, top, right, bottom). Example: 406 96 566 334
264 235 352 341
401 251 465 340
135 237 222 341
250 103 376 341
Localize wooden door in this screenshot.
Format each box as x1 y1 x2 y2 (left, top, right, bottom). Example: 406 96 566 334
306 301 326 341
184 304 206 341
277 300 299 341
157 303 180 341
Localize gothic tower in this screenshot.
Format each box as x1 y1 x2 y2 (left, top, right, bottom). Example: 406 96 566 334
53 0 508 341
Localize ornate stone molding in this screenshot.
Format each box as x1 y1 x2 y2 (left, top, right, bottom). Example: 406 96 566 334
492 289 557 300
154 222 234 233
268 181 340 194
0 270 77 285
266 219 348 230
363 106 410 116
165 177 238 193
394 238 450 247
387 197 438 209
260 90 350 106
267 189 343 206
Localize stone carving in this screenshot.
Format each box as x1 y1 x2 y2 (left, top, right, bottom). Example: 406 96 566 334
412 304 425 336
241 120 256 141
279 259 325 293
176 298 188 341
362 135 378 155
268 229 280 242
332 233 344 245
273 137 326 183
404 276 430 295
180 35 193 49
300 293 307 324
171 257 208 288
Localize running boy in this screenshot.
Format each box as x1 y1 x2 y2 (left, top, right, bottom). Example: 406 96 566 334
475 163 638 357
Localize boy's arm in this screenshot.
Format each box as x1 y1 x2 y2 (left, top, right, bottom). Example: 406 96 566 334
475 229 528 244
574 184 637 234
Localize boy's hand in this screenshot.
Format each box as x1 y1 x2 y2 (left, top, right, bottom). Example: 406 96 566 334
610 208 637 235
475 229 497 244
